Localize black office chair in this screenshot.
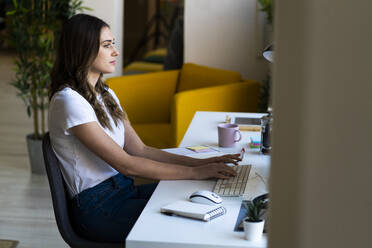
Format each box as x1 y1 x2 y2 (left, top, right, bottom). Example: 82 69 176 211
42 133 123 248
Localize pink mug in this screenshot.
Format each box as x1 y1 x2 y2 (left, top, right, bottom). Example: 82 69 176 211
217 123 242 147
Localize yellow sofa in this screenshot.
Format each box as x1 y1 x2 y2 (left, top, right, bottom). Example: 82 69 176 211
106 63 260 148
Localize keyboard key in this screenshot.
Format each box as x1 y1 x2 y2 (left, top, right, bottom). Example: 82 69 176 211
212 164 252 196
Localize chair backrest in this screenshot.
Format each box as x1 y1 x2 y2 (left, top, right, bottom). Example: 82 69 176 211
42 133 122 248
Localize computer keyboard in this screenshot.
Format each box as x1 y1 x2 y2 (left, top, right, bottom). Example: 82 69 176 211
212 164 252 196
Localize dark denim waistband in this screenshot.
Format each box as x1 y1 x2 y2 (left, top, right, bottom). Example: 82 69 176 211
72 173 135 208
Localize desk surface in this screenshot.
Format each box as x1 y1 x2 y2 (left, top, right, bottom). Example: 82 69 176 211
126 111 270 248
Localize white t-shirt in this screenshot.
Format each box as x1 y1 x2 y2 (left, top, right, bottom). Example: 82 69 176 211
48 87 125 198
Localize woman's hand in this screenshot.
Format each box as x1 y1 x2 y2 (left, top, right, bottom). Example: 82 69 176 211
191 163 238 180
201 153 242 166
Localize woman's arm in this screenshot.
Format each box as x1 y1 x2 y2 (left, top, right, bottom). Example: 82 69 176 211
69 122 237 180
122 119 241 167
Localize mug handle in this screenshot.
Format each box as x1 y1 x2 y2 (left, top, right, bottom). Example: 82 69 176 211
234 130 242 142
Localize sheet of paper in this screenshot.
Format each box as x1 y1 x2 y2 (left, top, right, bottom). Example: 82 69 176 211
164 146 222 158
163 147 195 156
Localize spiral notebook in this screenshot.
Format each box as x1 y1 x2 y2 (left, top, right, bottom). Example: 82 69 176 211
161 200 226 222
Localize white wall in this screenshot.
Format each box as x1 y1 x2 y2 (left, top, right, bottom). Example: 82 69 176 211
269 1 372 248
80 0 124 77
184 0 269 81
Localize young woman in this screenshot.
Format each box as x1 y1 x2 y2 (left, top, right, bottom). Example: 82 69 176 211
49 14 239 243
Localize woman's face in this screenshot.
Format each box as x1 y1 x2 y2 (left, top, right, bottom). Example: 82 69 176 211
90 27 119 75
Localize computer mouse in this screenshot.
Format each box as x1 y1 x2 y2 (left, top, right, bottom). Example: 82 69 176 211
189 190 222 206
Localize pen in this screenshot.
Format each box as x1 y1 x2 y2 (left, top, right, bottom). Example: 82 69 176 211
240 148 245 160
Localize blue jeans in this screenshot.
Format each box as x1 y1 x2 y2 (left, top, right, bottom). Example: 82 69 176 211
71 173 158 243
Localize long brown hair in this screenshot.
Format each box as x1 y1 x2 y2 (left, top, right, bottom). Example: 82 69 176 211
50 14 125 131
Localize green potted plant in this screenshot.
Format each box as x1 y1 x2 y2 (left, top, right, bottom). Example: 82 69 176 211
6 0 88 173
242 198 266 241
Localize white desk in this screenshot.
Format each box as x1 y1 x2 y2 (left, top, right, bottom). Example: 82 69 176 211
126 111 270 248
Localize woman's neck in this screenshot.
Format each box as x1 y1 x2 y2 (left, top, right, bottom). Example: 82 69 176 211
87 71 100 89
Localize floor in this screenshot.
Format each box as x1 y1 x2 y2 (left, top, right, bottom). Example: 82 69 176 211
0 50 68 247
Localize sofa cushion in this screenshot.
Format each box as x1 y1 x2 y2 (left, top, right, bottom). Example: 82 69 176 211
107 70 179 124
132 123 172 149
177 63 242 92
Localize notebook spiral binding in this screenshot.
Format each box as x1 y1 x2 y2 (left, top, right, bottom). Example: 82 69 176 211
207 206 227 221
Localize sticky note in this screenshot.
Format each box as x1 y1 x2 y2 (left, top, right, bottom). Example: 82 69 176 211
249 138 261 149
186 146 214 153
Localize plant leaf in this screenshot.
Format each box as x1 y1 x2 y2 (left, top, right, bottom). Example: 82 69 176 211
12 0 18 8
6 10 17 16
